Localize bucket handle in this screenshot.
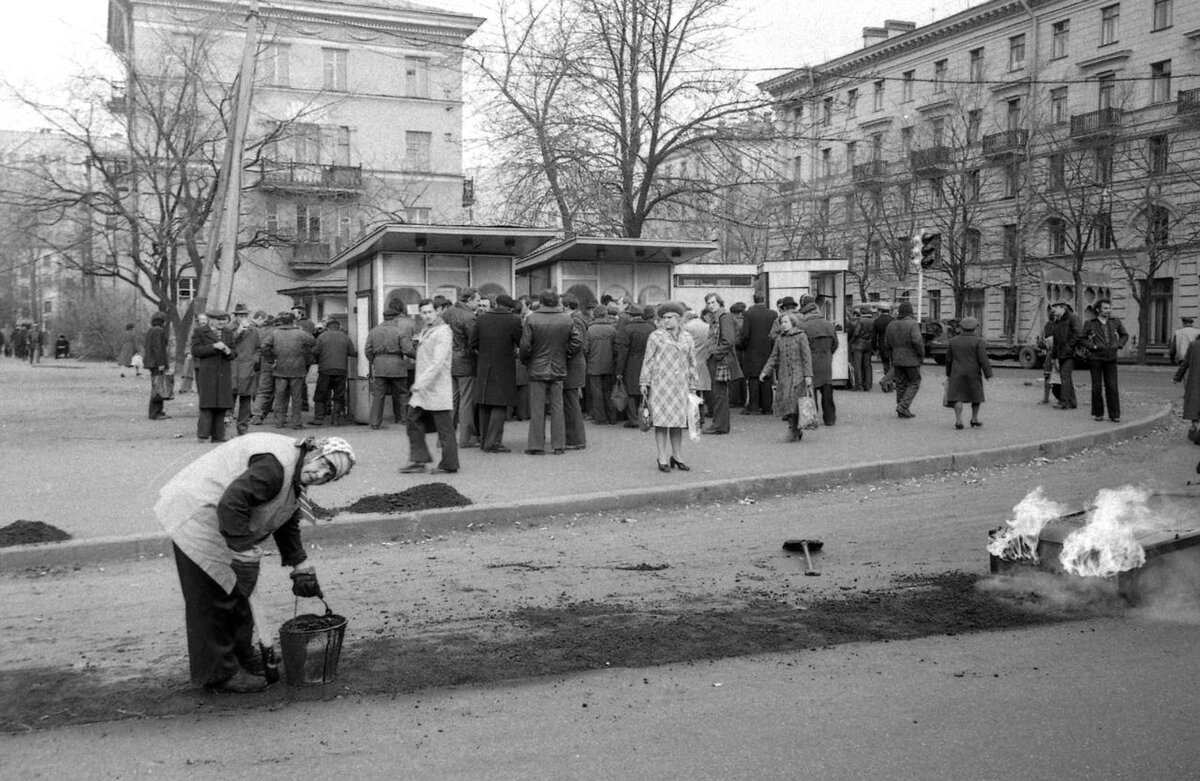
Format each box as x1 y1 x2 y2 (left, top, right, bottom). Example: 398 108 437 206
294 595 335 618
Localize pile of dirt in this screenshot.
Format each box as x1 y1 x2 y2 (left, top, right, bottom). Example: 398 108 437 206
342 483 472 514
0 521 72 548
281 613 345 633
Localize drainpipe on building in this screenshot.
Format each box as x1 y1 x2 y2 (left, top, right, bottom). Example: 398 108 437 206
1015 0 1039 347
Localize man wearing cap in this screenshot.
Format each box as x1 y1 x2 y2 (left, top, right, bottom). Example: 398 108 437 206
797 294 839 426
145 311 171 420
1169 316 1199 365
1048 301 1084 410
365 299 416 429
261 312 315 430
883 301 925 418
470 293 523 451
310 319 356 426
229 304 262 436
155 433 355 693
192 310 236 442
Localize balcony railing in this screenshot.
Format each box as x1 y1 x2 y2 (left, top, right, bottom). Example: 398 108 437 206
851 159 888 186
982 128 1029 157
1177 88 1200 116
258 161 363 196
909 145 951 174
288 241 331 271
1069 108 1123 139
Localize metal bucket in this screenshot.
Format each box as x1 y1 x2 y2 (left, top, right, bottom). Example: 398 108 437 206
279 611 347 686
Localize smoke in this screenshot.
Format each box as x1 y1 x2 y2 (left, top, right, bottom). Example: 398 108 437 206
1059 486 1152 578
987 486 1068 562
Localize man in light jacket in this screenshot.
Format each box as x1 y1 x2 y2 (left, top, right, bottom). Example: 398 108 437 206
401 298 458 474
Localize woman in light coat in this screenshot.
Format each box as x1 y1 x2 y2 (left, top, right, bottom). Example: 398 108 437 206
760 313 813 441
641 302 699 472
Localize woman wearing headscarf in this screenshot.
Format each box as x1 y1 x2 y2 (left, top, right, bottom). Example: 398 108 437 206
945 316 993 430
759 312 813 441
154 434 356 693
640 302 699 472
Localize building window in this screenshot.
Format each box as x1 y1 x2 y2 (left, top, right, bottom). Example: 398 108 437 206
791 155 803 180
847 88 858 117
178 277 197 301
900 126 913 154
265 201 278 234
818 198 830 224
900 183 912 212
322 48 348 91
263 44 290 87
967 110 981 143
930 176 945 204
1051 19 1070 59
846 141 857 170
1148 278 1172 345
405 131 432 171
1094 145 1113 185
1148 134 1169 175
967 229 982 264
1094 212 1114 249
873 80 885 111
1008 34 1026 71
335 126 351 165
1050 87 1068 123
821 147 832 178
296 203 321 242
969 48 984 82
1098 72 1115 110
933 59 947 93
1003 224 1018 263
1152 0 1173 31
931 116 946 145
962 288 985 322
1146 205 1170 246
822 97 833 125
928 288 942 321
844 195 855 226
1150 60 1171 103
1004 161 1021 198
870 132 884 160
902 70 915 102
1047 217 1066 255
967 169 981 201
1100 4 1119 46
293 123 320 163
405 206 432 224
1049 153 1066 189
405 57 430 98
1003 286 1017 338
1006 98 1022 130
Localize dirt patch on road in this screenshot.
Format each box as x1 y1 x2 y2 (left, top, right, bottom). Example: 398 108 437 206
0 521 72 548
0 571 1106 733
341 483 472 514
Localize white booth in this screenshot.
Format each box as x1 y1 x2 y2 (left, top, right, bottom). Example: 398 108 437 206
758 257 851 387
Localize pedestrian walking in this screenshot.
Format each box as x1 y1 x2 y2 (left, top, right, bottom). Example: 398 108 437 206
884 301 925 418
944 316 993 430
1082 299 1128 423
470 293 523 452
145 311 171 420
154 433 356 693
1174 336 1200 443
192 310 236 442
402 298 458 474
760 312 813 442
1169 316 1199 365
641 302 699 472
310 319 355 426
873 303 894 382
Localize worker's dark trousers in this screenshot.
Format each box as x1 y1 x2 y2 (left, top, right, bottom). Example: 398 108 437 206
173 544 254 687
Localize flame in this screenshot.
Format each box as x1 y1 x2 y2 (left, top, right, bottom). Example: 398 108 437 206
988 487 1068 562
1059 486 1150 578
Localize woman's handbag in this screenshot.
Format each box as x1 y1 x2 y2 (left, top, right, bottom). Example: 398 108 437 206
797 390 819 431
638 399 653 432
154 372 176 401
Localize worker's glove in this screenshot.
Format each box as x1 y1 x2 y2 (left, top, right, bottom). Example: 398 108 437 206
290 563 324 599
229 547 263 597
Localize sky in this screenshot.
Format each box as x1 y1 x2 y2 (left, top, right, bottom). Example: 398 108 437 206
0 0 984 135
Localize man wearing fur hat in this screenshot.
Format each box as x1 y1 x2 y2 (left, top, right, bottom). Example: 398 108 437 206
192 310 236 441
156 434 356 693
230 304 261 436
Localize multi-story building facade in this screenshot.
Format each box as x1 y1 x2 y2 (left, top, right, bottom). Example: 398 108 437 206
106 0 482 319
761 0 1199 360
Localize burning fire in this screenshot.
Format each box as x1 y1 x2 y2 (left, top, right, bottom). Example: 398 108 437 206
988 486 1068 562
1059 486 1150 578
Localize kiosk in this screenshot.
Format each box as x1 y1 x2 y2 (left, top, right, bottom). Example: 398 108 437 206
758 257 851 387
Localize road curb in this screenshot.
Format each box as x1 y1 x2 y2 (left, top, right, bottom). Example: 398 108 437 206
0 404 1173 570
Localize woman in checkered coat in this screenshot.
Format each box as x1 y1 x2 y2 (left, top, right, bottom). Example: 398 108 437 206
641 302 700 472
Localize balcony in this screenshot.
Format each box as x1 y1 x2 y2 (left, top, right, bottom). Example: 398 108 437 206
1069 108 1123 140
851 159 888 188
909 145 952 176
982 128 1029 158
257 161 363 198
288 241 331 272
1178 88 1200 123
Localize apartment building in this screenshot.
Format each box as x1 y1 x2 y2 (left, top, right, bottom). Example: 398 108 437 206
760 0 1199 359
105 0 482 318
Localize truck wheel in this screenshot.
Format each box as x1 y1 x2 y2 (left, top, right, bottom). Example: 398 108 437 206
1018 346 1038 370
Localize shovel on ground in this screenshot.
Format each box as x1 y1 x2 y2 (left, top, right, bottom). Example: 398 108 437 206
782 538 823 576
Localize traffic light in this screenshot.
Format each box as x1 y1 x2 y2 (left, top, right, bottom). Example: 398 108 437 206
920 232 941 269
910 234 923 267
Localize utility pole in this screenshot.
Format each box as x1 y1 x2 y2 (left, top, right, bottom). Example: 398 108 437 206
206 0 260 311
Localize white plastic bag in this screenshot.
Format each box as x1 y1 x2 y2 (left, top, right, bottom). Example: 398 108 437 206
687 391 704 441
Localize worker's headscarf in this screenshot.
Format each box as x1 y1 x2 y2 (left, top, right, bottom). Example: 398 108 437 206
301 436 357 481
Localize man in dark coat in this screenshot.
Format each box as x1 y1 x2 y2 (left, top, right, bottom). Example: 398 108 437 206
192 310 236 442
364 300 415 429
585 305 619 424
290 306 315 413
884 301 925 418
797 296 839 426
738 293 777 415
703 293 743 434
442 287 482 448
1048 301 1084 410
310 319 356 426
520 288 581 454
145 311 171 420
469 294 523 452
1082 299 1128 422
561 293 589 449
249 312 275 425
230 304 262 436
261 312 315 430
873 303 894 380
614 305 656 428
849 306 876 391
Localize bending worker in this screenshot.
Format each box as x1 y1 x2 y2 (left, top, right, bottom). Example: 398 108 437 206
155 434 356 693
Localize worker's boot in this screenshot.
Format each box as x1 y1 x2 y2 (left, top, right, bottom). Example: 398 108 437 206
310 403 325 426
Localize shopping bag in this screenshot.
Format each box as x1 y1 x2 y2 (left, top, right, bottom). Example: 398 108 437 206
686 391 703 441
610 382 628 411
797 391 819 431
154 372 175 401
638 400 653 432
942 378 954 408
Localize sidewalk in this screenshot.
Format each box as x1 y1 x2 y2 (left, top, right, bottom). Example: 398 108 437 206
0 359 1174 567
